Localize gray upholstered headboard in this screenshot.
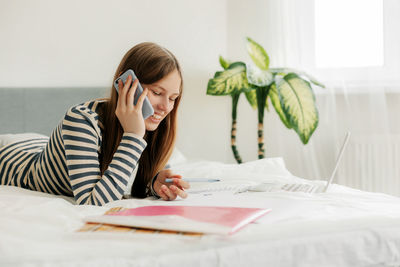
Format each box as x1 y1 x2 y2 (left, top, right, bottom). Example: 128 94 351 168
0 87 108 136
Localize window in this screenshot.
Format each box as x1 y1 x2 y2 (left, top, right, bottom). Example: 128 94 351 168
297 0 400 87
314 0 384 68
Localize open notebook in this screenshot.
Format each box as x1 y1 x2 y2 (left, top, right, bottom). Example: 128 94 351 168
84 205 271 235
186 180 261 194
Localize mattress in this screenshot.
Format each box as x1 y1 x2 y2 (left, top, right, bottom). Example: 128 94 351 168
1 158 400 267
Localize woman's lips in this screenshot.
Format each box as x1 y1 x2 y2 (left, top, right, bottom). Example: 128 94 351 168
149 113 163 123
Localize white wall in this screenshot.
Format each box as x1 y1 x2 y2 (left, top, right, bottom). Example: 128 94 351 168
0 0 349 169
0 0 234 162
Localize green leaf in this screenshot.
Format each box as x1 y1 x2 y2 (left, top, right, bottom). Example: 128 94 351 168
246 63 274 87
269 68 288 76
245 90 257 109
207 62 253 95
269 83 292 129
277 73 319 144
246 37 270 70
219 56 230 70
245 87 270 110
270 68 325 88
299 71 325 88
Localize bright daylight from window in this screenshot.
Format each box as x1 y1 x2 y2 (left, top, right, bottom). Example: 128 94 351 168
314 0 384 68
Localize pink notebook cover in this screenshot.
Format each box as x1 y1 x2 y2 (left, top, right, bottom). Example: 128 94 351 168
106 206 271 234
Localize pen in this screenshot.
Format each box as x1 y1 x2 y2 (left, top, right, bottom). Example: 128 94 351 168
165 178 220 183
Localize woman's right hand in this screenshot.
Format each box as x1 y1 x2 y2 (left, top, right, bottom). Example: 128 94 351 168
115 75 148 138
153 169 190 201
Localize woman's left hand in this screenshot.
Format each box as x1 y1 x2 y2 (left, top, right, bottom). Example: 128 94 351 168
153 169 190 201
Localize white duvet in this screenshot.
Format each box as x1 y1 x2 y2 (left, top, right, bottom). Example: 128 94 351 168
1 158 400 267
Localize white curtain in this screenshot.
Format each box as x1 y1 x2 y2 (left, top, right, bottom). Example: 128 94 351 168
261 0 400 196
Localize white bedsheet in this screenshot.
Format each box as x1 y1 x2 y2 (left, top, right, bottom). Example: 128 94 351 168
1 158 400 267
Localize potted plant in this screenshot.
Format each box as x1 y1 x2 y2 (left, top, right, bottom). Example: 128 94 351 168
207 37 325 163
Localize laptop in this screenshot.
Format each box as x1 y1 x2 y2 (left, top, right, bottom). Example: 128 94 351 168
250 132 351 193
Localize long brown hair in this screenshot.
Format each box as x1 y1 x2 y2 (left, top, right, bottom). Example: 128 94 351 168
98 42 183 198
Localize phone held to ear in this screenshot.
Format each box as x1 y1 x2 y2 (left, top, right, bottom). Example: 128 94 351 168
114 69 155 120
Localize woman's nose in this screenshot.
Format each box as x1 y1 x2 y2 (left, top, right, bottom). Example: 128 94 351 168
157 97 169 111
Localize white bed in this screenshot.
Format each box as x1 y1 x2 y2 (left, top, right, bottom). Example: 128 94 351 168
1 155 400 267
1 88 399 266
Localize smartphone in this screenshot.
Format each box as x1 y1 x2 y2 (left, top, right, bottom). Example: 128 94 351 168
114 69 154 119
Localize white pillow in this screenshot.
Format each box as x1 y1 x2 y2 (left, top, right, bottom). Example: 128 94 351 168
168 147 187 167
0 133 49 148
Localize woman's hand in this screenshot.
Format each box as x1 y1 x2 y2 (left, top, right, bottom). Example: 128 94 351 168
153 169 190 201
115 75 148 138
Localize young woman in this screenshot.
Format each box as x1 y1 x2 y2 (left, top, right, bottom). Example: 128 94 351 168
0 42 189 205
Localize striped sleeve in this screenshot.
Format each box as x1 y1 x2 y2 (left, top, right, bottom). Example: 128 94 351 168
61 106 147 206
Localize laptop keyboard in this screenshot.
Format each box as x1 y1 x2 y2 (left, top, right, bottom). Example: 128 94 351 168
281 183 318 193
253 183 319 193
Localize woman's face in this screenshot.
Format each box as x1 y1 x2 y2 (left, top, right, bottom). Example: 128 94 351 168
142 69 181 131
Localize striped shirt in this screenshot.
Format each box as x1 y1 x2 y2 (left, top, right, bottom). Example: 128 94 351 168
0 99 147 205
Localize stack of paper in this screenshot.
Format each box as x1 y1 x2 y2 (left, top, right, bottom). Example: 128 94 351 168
84 205 271 235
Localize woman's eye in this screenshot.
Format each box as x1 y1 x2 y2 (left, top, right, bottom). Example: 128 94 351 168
169 98 177 102
152 91 161 96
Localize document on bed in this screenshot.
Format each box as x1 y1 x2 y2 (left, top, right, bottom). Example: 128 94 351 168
84 205 271 235
186 180 262 194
